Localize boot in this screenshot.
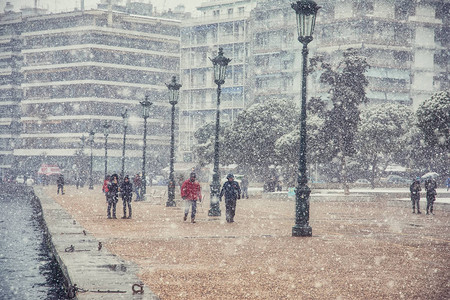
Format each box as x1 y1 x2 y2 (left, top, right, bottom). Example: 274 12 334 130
412 208 415 214
183 214 187 221
121 215 127 219
128 208 132 219
417 210 421 214
191 217 195 223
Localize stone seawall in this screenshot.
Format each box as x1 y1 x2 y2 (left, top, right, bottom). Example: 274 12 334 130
33 186 158 299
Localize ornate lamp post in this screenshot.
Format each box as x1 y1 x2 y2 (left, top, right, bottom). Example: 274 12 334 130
121 109 129 179
140 96 152 200
291 0 320 237
88 130 95 190
166 76 182 207
102 120 111 180
208 48 231 217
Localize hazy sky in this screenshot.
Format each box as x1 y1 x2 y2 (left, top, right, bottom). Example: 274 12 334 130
1 0 203 14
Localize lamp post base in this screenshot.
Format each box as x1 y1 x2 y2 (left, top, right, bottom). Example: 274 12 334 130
208 203 221 216
292 224 312 237
166 200 176 207
209 181 221 216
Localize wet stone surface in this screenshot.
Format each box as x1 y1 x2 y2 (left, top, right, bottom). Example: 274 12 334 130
43 185 449 300
0 188 66 299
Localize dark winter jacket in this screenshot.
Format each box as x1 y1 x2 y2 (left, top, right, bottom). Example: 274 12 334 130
107 181 119 202
120 180 133 199
425 179 437 201
220 180 241 201
57 175 64 186
410 180 421 200
181 179 202 201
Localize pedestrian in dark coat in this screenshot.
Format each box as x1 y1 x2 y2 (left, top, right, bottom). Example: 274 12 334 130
107 174 119 219
220 173 241 223
181 172 202 223
120 175 133 219
57 174 65 195
409 178 421 214
425 178 437 215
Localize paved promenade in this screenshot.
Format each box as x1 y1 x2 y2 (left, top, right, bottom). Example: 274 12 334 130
37 185 449 299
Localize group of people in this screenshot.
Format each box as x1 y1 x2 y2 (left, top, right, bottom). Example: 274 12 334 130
102 174 134 219
181 172 245 223
410 177 438 215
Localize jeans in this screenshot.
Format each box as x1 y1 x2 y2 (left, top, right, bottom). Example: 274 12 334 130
184 199 197 219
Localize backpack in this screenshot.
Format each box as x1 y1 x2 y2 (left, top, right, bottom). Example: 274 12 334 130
102 180 109 193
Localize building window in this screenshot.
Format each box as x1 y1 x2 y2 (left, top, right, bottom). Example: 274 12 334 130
213 10 220 17
238 7 244 15
228 8 233 16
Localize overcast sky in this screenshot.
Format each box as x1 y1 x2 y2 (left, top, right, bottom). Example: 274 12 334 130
0 0 203 14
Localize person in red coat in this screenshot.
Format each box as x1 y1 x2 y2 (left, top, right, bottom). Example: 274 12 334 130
181 172 202 223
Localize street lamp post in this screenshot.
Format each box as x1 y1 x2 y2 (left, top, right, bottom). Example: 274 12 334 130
166 76 182 207
291 0 320 237
88 130 95 189
140 96 153 200
208 48 231 217
102 120 111 180
121 109 129 179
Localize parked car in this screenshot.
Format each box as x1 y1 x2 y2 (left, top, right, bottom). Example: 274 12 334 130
15 175 25 184
386 175 410 184
354 178 370 185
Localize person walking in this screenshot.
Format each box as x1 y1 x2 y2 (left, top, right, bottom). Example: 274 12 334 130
57 174 65 195
425 178 437 215
220 173 241 223
107 174 119 219
446 177 450 191
241 175 249 199
180 172 202 223
120 175 133 219
409 178 421 214
133 174 142 201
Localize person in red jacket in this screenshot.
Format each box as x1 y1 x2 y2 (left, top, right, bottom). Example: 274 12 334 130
181 172 202 223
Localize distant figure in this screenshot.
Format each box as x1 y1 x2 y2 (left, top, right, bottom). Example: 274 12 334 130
107 174 119 219
220 173 241 223
241 175 249 199
133 174 142 201
446 177 450 191
181 172 202 223
276 180 283 192
57 174 64 195
75 175 81 189
120 175 133 219
409 178 421 214
425 178 437 215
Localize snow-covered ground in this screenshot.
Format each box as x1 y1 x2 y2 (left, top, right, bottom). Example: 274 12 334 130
256 187 450 204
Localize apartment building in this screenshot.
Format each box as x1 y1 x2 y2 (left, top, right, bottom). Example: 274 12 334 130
0 2 181 179
249 0 449 109
0 3 22 178
178 0 258 163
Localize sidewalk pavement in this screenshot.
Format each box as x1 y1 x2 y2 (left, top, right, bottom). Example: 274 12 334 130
38 185 449 299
